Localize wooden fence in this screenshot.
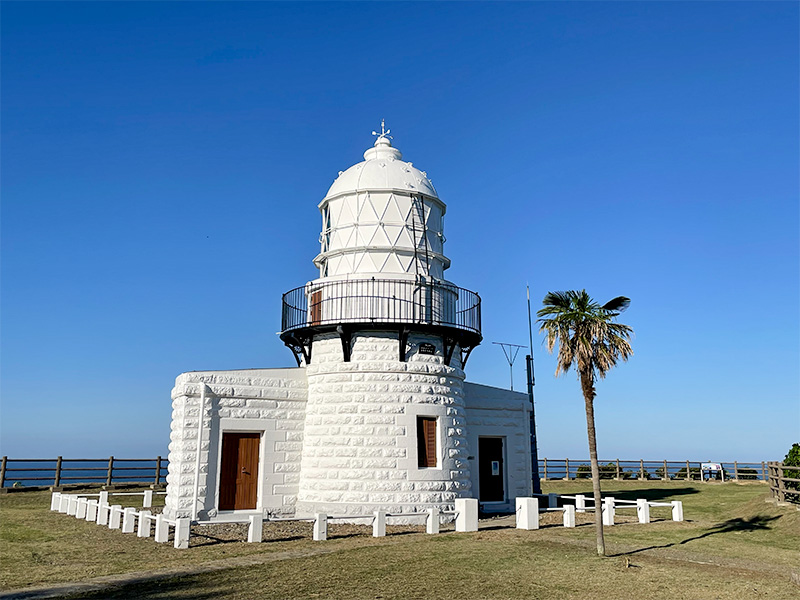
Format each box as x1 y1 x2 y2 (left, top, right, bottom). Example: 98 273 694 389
767 461 800 502
537 459 769 482
2 455 772 488
0 457 167 488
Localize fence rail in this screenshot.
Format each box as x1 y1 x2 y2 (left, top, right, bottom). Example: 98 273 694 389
537 459 769 482
767 461 800 502
1 456 772 488
0 456 166 488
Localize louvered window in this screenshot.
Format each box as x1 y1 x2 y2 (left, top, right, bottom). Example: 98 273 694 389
417 416 438 468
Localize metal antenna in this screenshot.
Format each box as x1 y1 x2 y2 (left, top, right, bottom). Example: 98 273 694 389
492 342 525 391
527 284 541 493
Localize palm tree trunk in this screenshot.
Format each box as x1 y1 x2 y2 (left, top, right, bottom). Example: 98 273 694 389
581 371 605 556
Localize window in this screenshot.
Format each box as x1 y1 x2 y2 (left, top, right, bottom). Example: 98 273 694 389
417 416 437 468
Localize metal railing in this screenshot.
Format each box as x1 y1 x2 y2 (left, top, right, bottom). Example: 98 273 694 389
281 278 481 335
537 459 769 481
1 456 166 488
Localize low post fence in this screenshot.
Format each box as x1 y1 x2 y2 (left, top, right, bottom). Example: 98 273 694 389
536 459 769 482
1 456 167 488
767 461 800 503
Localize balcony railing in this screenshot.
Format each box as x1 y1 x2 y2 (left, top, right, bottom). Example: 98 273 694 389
281 278 481 337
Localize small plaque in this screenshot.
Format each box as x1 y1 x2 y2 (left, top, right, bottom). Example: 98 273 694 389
418 343 436 355
491 461 500 476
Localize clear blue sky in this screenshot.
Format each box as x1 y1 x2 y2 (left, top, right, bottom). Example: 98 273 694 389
2 2 798 461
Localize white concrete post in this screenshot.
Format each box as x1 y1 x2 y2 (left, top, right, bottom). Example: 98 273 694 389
602 497 615 526
50 492 61 511
174 518 190 549
86 500 98 522
247 514 263 543
454 498 478 532
515 497 540 530
426 507 440 534
563 504 576 528
59 494 70 513
75 497 88 519
137 510 151 537
67 495 79 516
97 503 110 526
143 490 153 508
671 500 684 522
99 491 109 506
122 508 136 533
637 499 651 524
372 511 386 538
548 493 559 508
313 513 327 541
108 505 123 529
575 494 586 513
154 514 169 543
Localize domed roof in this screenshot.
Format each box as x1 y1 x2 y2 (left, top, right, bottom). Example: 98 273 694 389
323 131 439 202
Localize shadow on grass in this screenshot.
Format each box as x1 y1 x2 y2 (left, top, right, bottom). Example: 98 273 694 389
62 574 224 600
612 514 781 557
603 487 699 502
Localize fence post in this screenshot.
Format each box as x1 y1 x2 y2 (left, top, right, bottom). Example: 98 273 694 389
575 494 586 513
563 504 576 528
372 510 386 538
639 459 645 480
734 461 739 481
777 463 786 502
616 459 621 480
54 456 63 487
543 458 548 480
426 507 440 534
248 514 263 543
565 458 570 480
515 497 539 530
313 513 327 541
0 456 6 488
138 510 152 537
455 498 478 532
106 456 114 486
663 460 668 481
154 456 162 486
637 498 650 524
761 461 766 482
686 460 691 480
143 490 153 508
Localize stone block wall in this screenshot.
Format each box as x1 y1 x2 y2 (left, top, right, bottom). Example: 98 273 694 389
295 331 471 518
163 368 307 520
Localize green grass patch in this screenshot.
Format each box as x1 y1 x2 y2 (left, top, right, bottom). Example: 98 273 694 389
1 481 798 599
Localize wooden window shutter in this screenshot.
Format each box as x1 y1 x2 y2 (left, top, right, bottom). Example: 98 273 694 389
417 417 437 468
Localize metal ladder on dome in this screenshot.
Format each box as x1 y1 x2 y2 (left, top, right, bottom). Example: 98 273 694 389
409 195 434 322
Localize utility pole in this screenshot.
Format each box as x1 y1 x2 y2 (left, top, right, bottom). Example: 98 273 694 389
527 285 542 494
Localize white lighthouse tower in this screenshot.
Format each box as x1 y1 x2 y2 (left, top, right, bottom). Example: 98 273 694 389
280 123 482 517
163 126 533 524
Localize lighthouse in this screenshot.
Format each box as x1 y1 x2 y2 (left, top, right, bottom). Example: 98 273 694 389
163 126 532 523
281 123 482 517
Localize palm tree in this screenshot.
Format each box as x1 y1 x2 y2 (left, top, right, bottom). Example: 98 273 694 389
537 290 633 557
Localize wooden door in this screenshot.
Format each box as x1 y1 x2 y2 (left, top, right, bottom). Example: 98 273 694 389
219 432 260 510
478 437 505 502
310 290 322 325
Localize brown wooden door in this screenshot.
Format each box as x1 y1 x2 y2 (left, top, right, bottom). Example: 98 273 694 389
219 432 260 510
479 437 505 502
310 290 322 325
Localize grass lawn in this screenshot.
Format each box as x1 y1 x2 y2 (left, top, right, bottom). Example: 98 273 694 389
1 481 798 599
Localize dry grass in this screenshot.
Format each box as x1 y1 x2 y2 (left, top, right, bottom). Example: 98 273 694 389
1 481 798 599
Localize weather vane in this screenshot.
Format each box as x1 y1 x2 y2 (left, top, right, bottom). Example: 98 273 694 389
372 119 392 141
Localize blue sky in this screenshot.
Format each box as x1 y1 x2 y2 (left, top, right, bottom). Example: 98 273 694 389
2 2 798 461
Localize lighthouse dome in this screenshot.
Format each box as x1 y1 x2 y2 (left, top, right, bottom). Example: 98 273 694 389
315 128 449 280
324 135 438 201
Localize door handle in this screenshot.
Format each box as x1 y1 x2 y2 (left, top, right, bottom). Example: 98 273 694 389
241 468 249 474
